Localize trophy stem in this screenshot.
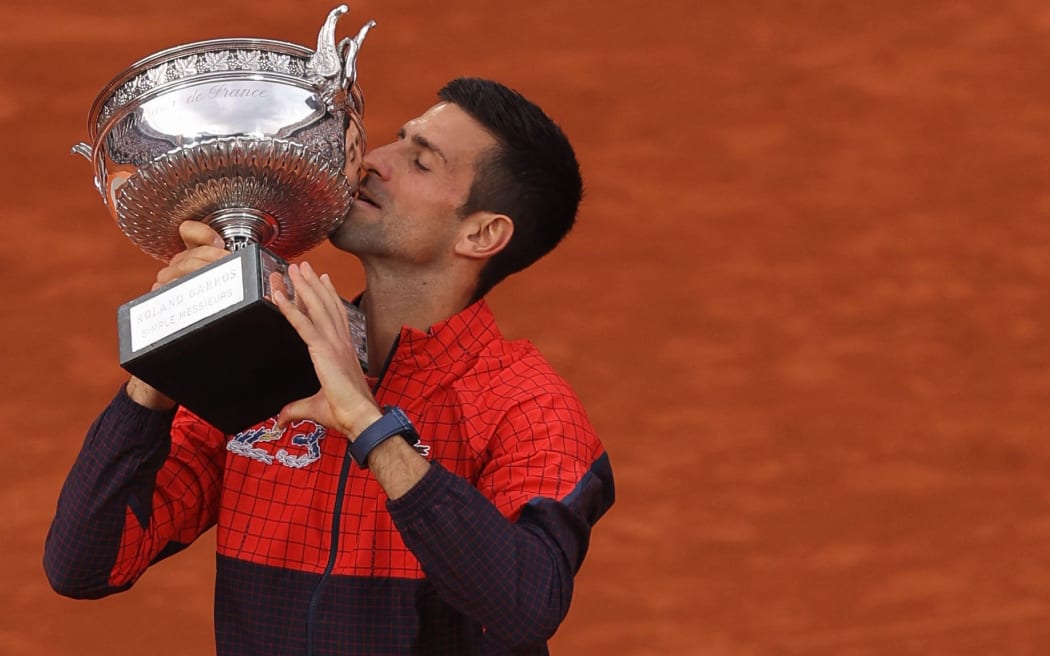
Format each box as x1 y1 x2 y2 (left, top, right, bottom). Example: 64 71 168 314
205 208 280 252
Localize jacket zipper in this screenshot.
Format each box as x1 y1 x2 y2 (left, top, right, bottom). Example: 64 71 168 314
304 333 402 656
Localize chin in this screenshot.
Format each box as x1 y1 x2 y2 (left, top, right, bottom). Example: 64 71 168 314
328 222 356 252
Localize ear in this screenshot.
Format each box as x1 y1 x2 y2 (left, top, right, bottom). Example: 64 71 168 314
454 211 513 260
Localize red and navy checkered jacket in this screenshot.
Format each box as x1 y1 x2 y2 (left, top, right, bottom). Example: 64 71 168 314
45 300 615 655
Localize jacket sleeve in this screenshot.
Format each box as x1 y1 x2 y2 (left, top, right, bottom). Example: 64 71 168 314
386 392 615 649
43 386 226 599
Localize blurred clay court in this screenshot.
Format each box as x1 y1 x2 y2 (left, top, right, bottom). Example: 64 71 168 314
2 1 1049 654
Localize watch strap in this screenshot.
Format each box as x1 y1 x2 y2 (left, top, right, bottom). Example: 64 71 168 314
349 406 419 468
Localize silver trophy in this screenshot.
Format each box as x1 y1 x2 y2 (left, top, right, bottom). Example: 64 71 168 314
73 5 374 433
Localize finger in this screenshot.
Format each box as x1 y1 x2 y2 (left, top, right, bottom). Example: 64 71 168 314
268 271 290 303
276 394 324 429
273 287 318 342
289 263 342 337
304 265 349 337
319 273 352 341
179 220 225 250
155 248 227 285
171 247 226 269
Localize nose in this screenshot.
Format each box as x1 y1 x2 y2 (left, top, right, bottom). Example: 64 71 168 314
362 141 395 180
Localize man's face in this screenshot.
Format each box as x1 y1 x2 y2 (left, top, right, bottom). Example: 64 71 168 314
330 102 498 266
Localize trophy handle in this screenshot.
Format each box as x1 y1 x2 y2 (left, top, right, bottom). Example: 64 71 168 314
307 5 375 113
71 142 92 160
308 5 348 80
340 20 376 91
71 142 105 199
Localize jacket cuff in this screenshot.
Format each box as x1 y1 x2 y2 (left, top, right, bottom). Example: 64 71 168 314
385 460 454 521
88 384 177 449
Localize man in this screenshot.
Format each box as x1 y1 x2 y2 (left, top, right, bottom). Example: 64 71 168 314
45 77 614 655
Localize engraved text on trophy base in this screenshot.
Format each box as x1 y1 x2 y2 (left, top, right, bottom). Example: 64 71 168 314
129 258 244 352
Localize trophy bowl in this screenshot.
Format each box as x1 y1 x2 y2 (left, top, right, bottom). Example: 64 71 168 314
74 4 374 261
71 5 375 434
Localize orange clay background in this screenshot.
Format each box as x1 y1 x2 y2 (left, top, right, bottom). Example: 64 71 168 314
1 1 1049 654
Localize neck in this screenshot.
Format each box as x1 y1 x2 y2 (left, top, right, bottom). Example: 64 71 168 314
359 264 476 374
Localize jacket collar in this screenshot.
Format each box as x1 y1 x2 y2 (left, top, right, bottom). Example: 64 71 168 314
386 298 503 372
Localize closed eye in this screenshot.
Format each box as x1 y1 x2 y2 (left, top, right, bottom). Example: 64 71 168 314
397 126 447 170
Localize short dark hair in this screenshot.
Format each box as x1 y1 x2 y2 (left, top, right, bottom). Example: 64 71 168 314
438 78 583 301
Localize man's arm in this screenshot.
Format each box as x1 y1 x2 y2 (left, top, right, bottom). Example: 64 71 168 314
385 443 613 648
45 220 230 598
335 392 609 647
44 386 225 597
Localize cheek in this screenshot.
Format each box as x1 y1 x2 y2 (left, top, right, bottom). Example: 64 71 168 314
404 180 464 219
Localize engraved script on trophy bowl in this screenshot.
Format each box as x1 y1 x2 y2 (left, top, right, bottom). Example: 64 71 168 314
72 5 375 262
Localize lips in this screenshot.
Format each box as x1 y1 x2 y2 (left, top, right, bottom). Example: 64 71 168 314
355 186 381 209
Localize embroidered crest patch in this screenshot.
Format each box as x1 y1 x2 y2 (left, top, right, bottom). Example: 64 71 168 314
227 418 327 469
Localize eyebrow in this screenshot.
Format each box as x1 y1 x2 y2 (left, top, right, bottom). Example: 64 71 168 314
398 127 448 164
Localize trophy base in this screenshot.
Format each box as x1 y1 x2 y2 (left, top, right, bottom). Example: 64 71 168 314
117 243 319 435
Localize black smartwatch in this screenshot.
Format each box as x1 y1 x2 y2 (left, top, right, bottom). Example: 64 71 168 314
349 406 419 468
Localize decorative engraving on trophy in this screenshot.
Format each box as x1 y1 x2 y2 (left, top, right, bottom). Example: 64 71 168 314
106 116 169 169
172 56 199 78
203 51 231 72
295 119 347 164
96 49 310 128
269 53 293 74
129 258 245 352
206 84 268 100
144 63 168 90
140 97 180 123
233 50 262 71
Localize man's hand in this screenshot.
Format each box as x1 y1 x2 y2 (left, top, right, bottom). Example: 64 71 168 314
272 262 382 437
127 220 229 411
274 262 429 497
151 221 228 290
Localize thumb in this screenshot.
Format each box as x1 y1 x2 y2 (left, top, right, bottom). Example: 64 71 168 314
179 220 225 250
276 394 324 429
